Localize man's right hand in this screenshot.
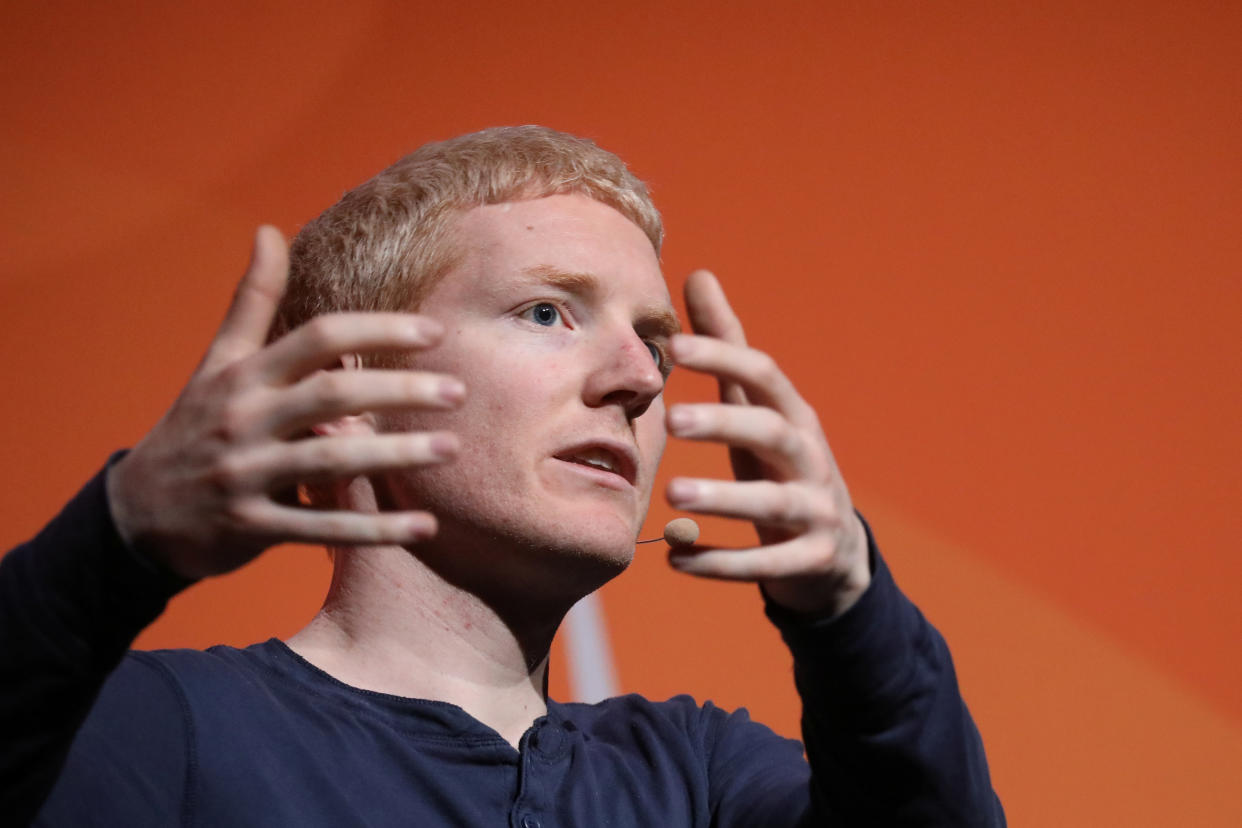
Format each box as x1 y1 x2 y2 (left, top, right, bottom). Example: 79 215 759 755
104 226 462 580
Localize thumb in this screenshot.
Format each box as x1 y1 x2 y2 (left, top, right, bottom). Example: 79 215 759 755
202 225 290 370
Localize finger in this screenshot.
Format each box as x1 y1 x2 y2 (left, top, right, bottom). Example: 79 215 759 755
684 269 747 345
262 369 465 436
684 269 749 405
237 432 460 488
257 313 446 383
666 404 813 479
235 499 440 546
204 226 290 370
666 478 827 527
670 334 815 425
667 536 833 581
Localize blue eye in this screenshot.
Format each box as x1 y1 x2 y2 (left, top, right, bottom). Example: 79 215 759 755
645 340 671 377
528 303 561 326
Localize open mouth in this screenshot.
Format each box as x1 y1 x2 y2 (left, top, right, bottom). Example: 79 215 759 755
554 443 637 486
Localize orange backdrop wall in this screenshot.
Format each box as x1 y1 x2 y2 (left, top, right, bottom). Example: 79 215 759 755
3 2 1239 824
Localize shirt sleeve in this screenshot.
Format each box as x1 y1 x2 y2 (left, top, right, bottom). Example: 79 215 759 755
763 516 1006 827
0 458 190 826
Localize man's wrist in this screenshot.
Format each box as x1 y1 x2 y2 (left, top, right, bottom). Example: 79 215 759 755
103 450 138 549
760 512 873 619
103 450 196 589
762 521 920 704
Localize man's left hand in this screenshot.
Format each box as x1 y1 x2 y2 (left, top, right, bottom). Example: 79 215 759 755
664 269 871 618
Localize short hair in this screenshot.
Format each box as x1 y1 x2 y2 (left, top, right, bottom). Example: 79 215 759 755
272 125 663 340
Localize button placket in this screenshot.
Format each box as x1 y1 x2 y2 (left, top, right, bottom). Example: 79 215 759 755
510 718 573 828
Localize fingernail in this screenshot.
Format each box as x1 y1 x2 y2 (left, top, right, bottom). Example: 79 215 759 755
408 514 438 538
667 406 697 434
431 433 458 458
439 378 465 403
667 478 699 504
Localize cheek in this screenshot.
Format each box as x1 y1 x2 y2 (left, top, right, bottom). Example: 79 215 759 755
445 354 574 453
396 337 560 427
635 398 668 473
472 359 566 422
391 329 577 451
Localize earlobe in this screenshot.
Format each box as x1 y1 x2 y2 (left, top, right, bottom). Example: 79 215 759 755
311 411 377 437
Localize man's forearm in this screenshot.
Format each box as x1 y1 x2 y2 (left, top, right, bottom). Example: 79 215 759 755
0 459 187 825
767 525 1005 827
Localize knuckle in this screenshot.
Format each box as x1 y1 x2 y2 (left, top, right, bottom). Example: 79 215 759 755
308 438 351 470
809 539 838 572
400 373 429 400
315 512 348 538
311 371 353 409
214 399 252 443
751 350 780 386
806 455 834 483
759 412 791 448
775 491 794 523
807 500 834 528
373 515 410 542
778 425 805 460
213 361 251 393
222 494 261 530
812 485 844 522
302 316 343 351
776 489 801 524
411 317 444 344
330 514 373 543
205 454 250 496
399 435 432 462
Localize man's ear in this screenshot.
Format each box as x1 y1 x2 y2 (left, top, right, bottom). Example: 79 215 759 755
311 352 378 438
299 353 379 512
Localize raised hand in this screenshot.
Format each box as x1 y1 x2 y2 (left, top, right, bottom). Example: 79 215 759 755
663 270 871 617
104 227 463 580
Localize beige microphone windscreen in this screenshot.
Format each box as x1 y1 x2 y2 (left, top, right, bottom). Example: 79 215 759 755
662 517 700 547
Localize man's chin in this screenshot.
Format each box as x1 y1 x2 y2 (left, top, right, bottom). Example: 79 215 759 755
488 530 632 608
529 519 636 567
518 514 637 589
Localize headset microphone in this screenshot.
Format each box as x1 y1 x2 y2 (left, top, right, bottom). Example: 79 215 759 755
636 518 700 547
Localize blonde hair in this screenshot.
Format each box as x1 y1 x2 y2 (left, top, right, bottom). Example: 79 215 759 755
273 125 662 339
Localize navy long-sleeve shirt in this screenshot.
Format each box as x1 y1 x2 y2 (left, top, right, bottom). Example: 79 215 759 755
1 463 1004 826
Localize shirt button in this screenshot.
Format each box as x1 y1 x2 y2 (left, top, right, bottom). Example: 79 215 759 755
521 815 541 828
531 723 566 755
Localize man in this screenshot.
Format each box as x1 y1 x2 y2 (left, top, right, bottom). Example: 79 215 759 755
2 126 1004 825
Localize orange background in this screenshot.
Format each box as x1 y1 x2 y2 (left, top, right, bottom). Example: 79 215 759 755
3 1 1240 824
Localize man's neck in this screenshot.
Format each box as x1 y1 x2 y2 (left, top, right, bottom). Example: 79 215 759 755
286 543 566 749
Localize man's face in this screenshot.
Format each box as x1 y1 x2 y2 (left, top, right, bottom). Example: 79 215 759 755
378 194 675 589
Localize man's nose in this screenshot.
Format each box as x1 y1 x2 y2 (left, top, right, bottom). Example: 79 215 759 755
582 328 665 419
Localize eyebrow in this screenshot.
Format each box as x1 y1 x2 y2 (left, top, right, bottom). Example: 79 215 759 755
521 265 682 338
522 264 599 295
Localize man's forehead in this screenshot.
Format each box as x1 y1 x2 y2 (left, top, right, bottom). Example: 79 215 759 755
458 194 653 257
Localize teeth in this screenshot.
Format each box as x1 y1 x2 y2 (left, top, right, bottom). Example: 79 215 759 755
570 448 620 474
